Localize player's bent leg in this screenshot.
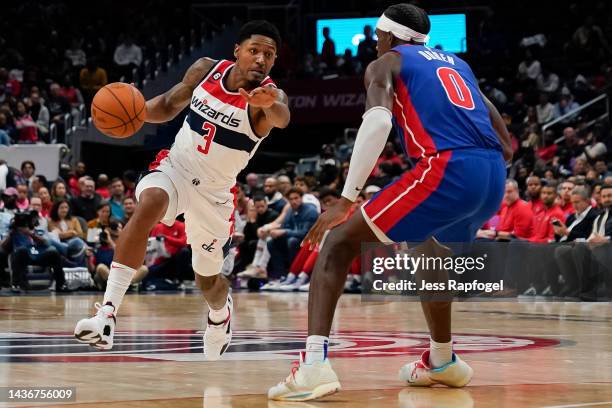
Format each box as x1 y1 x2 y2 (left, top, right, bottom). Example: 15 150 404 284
75 182 172 350
269 210 376 401
193 250 233 361
402 238 472 387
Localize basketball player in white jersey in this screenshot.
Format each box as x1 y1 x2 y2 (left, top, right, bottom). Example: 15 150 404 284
74 21 289 360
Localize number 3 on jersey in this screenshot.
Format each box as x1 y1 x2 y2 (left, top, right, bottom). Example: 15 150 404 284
436 67 475 110
197 122 217 155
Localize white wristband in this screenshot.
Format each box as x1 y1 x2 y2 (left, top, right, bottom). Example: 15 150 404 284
341 106 393 202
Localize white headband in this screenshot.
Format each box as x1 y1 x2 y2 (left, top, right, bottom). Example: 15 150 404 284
376 13 429 43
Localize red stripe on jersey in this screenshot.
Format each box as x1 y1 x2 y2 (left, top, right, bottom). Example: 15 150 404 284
149 149 170 170
394 79 437 158
229 184 238 236
364 151 451 233
205 85 247 109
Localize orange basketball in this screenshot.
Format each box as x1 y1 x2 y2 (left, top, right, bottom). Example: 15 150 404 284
91 83 146 138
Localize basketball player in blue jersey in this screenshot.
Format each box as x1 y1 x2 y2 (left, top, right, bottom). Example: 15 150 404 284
74 21 290 361
269 4 512 401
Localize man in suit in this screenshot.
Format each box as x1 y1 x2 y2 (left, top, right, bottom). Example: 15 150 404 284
554 185 602 298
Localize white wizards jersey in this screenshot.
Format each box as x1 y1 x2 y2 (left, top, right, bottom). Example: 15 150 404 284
167 59 276 188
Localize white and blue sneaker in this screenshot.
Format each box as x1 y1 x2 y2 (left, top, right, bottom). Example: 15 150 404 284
399 350 473 387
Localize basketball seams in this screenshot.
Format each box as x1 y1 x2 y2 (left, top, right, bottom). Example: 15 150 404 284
103 85 136 135
92 102 128 136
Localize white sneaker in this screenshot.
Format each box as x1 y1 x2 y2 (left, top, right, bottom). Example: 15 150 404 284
399 351 473 387
280 273 309 292
74 302 116 350
261 280 281 291
203 294 233 361
268 352 341 401
298 282 310 292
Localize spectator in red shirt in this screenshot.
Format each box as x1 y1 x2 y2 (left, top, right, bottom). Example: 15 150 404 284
69 162 87 196
96 174 111 199
144 221 193 288
526 176 545 216
14 101 38 143
371 142 404 177
557 180 576 220
477 179 533 240
528 183 565 242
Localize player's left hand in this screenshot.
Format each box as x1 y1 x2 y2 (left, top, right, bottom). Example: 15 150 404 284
303 198 353 249
239 87 277 108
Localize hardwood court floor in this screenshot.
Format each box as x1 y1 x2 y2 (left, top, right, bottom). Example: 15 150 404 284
0 292 611 408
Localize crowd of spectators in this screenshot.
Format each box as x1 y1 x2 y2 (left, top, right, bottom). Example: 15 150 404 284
0 1 200 144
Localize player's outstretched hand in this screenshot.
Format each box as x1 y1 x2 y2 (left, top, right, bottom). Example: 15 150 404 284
239 87 277 108
303 198 353 249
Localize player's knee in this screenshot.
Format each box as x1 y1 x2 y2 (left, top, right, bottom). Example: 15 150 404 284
195 273 221 291
320 229 358 262
133 188 169 224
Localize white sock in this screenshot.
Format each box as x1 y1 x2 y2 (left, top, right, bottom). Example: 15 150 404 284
208 298 229 324
103 262 136 313
297 272 309 281
429 337 453 368
285 272 296 282
305 335 329 364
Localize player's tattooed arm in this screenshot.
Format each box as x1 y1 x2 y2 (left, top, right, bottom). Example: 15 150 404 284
144 57 216 123
240 86 290 135
481 92 513 162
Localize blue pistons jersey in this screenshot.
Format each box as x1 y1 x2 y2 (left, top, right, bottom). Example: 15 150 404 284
389 44 502 159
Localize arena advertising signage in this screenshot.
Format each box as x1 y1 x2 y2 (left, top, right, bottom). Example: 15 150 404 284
279 78 365 125
316 14 467 55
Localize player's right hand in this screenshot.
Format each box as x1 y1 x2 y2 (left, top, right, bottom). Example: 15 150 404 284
303 198 353 249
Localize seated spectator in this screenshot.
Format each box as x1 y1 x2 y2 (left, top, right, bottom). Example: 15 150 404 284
553 94 580 123
47 83 71 141
108 177 125 220
30 175 48 195
294 176 321 213
235 195 279 278
1 188 19 215
28 92 50 141
266 188 318 281
122 196 136 224
113 35 143 81
245 173 261 197
122 170 137 198
37 187 53 218
277 175 292 196
15 183 29 210
47 199 88 264
536 93 554 124
553 186 599 242
51 180 71 202
20 161 35 188
64 39 87 68
525 176 544 215
536 67 559 93
80 58 108 105
1 210 69 292
595 160 612 179
87 201 117 230
58 75 85 124
14 101 38 143
0 122 10 145
477 179 533 240
69 162 87 196
91 220 148 289
143 220 192 290
557 180 576 219
527 183 565 243
95 174 110 199
263 177 287 214
70 177 102 221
